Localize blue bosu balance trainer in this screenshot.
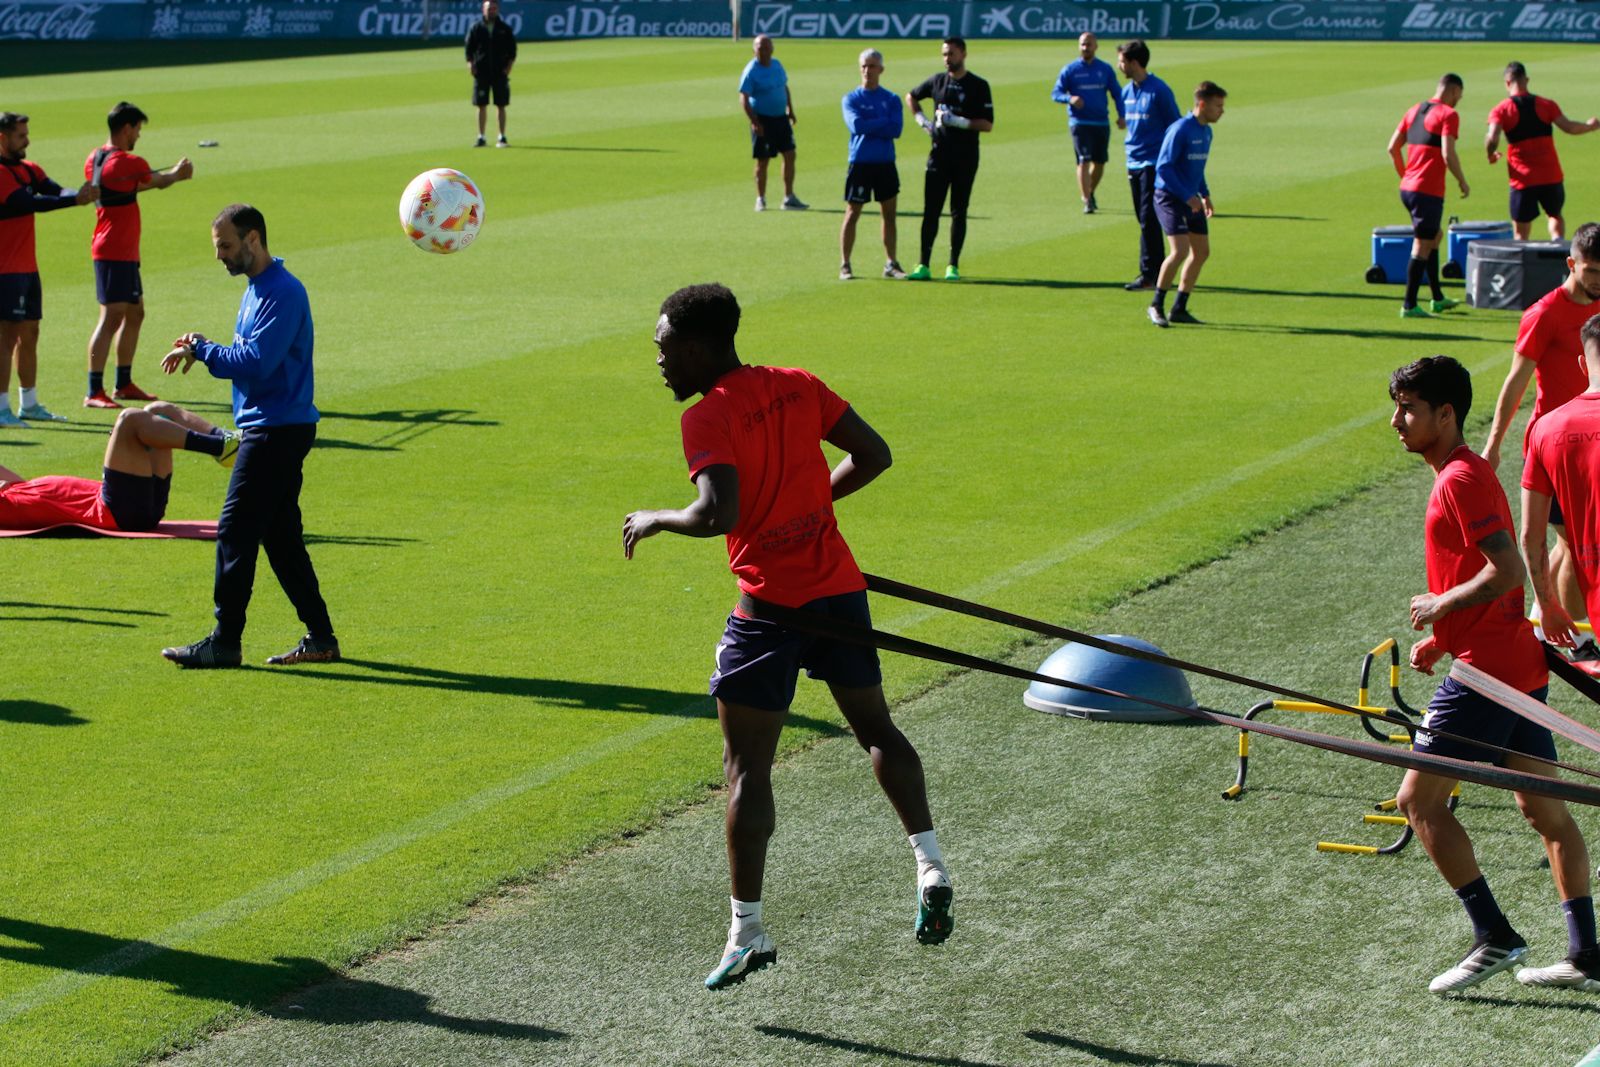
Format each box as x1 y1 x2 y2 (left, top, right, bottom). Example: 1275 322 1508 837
1445 219 1513 278
1367 225 1416 284
1023 635 1195 723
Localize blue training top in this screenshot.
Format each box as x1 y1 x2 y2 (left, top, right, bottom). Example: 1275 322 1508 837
1121 73 1182 169
1155 113 1211 203
842 86 902 164
195 258 319 429
739 58 789 118
1051 58 1122 127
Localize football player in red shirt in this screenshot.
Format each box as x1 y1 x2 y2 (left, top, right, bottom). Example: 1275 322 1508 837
623 284 951 990
1481 224 1600 640
1391 355 1594 994
0 400 234 532
1486 62 1599 242
82 102 194 409
0 112 97 428
1386 74 1470 319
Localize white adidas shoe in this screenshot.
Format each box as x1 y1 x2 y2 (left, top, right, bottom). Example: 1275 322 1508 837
1429 936 1528 992
1517 957 1600 992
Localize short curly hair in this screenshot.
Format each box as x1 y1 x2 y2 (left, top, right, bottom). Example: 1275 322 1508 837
659 284 740 348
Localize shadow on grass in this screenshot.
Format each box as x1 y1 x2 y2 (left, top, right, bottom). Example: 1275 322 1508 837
303 533 419 547
1026 1031 1238 1065
0 701 88 726
1200 285 1427 304
0 917 564 1040
0 600 167 630
511 144 670 154
316 408 499 452
958 278 1132 291
756 1025 1005 1066
265 659 848 736
1218 213 1328 222
1455 993 1600 1015
1202 322 1504 344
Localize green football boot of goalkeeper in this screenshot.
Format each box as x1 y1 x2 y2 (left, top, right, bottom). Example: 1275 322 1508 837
1429 296 1462 313
905 264 932 281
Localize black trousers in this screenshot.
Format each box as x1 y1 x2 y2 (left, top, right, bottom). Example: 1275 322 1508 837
920 154 980 267
1128 166 1163 282
214 423 333 644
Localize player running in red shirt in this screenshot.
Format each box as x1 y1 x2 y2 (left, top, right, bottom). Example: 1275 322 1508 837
623 284 951 990
0 111 97 428
1391 354 1595 994
81 102 194 410
1481 224 1600 640
1387 74 1470 319
1486 62 1599 243
0 400 235 532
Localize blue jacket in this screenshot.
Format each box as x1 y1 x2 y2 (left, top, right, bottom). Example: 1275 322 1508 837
1051 58 1122 127
842 86 902 164
1121 73 1182 169
196 258 319 428
1155 114 1212 203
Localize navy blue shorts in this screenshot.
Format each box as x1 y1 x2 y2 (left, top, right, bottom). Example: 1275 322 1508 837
94 260 142 305
751 114 795 159
1400 189 1444 240
709 590 883 712
844 161 899 204
1071 124 1110 165
0 272 41 322
1510 182 1565 224
100 467 170 532
1154 188 1207 236
1414 676 1557 765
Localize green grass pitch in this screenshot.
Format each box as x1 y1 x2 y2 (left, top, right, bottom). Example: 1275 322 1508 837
1 35 1598 1067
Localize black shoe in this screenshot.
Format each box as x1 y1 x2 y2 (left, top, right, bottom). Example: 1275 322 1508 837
1087 194 1098 213
1168 308 1203 325
1147 306 1169 328
1124 277 1155 291
161 634 242 669
266 634 341 666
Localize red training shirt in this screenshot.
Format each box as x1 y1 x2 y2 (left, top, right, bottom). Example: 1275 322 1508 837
1424 447 1546 692
1525 393 1600 626
1489 94 1564 189
0 159 48 274
83 146 151 262
1515 285 1599 451
680 364 864 608
0 476 117 530
1397 98 1460 199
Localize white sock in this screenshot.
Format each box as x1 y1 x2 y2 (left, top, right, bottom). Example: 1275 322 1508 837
19 387 36 409
730 897 762 942
909 829 945 881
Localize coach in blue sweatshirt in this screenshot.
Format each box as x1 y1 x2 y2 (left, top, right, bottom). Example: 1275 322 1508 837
159 203 338 669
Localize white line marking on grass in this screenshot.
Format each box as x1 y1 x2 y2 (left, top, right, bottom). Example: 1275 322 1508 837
0 710 696 1026
880 353 1505 632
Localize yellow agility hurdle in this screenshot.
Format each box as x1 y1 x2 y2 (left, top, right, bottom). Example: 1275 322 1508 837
1220 638 1458 856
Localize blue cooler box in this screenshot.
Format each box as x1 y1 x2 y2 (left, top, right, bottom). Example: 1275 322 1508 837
1369 225 1415 284
1446 219 1513 277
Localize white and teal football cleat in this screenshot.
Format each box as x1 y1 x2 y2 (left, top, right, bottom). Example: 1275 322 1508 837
915 867 953 945
705 931 776 990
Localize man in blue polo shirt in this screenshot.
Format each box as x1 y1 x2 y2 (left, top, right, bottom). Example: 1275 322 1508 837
158 203 338 669
1150 81 1226 328
1116 39 1181 291
739 35 807 213
1051 32 1123 215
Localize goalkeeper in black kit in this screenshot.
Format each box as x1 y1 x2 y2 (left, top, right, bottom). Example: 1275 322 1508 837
904 37 993 282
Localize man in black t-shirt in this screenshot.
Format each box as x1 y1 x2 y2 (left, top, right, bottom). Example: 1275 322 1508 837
904 37 993 282
465 0 518 148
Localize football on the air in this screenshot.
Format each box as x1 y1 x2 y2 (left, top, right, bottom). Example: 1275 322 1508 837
399 168 484 254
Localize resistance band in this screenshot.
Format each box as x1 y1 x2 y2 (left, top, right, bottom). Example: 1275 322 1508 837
742 586 1600 808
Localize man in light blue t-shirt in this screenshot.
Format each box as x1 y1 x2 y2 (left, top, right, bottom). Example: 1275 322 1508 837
1051 32 1123 214
739 35 808 212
